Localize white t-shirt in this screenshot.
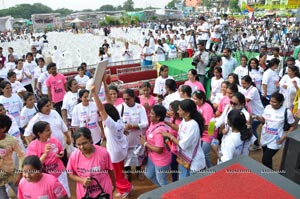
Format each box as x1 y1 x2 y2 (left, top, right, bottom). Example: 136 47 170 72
24 110 68 147
234 65 249 84
20 106 37 128
103 116 128 163
38 71 50 95
0 94 23 127
23 61 37 78
220 130 253 163
71 102 101 144
210 77 224 103
244 85 264 116
178 119 206 171
74 75 89 88
279 75 300 109
261 105 294 149
33 66 47 79
262 68 280 96
116 103 148 148
197 22 210 40
85 79 105 102
153 75 174 95
162 91 181 111
7 114 26 152
249 67 264 92
14 68 31 87
62 91 79 119
10 81 25 94
5 62 16 71
177 39 187 52
0 67 8 80
143 46 153 61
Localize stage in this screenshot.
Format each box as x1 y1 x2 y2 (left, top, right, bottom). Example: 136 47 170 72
138 156 300 199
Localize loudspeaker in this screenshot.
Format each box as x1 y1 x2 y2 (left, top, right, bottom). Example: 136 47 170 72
280 130 300 185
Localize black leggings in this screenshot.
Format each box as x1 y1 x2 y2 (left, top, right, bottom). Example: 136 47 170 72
262 146 279 169
124 166 142 176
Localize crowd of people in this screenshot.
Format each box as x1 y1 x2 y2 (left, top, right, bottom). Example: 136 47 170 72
0 13 299 199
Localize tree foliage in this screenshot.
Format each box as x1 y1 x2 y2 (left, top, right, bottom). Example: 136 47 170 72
165 0 180 9
97 5 116 11
123 0 134 11
229 0 241 13
54 8 73 16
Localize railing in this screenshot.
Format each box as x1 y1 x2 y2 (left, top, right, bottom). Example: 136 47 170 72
116 66 142 75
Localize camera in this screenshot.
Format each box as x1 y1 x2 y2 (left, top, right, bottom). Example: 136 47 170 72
99 47 105 55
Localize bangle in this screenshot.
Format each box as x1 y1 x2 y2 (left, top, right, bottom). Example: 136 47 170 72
144 142 148 147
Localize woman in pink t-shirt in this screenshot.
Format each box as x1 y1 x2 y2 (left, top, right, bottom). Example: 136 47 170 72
138 81 157 122
215 83 238 117
140 105 171 187
26 121 70 196
18 155 68 199
67 127 116 199
164 100 181 182
184 69 206 93
192 90 215 168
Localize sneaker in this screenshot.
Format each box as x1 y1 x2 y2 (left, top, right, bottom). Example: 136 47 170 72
122 185 133 198
249 144 262 151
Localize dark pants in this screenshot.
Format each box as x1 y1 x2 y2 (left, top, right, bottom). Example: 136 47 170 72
170 152 178 182
60 149 68 167
53 101 63 116
262 146 279 169
252 120 261 146
261 96 270 107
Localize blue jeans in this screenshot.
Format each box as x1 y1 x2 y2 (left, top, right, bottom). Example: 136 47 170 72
179 164 190 180
201 141 212 168
145 158 169 187
0 181 18 199
170 152 178 182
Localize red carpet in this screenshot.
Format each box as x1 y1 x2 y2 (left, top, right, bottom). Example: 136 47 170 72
162 163 295 199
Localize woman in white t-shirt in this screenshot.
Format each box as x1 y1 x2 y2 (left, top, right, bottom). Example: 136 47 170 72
248 58 264 92
5 54 16 71
153 65 173 96
234 55 249 84
142 40 154 68
262 58 280 106
241 75 264 151
279 65 300 109
14 59 33 93
219 109 253 163
163 99 206 179
116 89 148 181
74 66 89 89
61 78 79 129
20 92 37 130
0 81 23 128
91 85 132 198
71 89 103 145
255 92 295 169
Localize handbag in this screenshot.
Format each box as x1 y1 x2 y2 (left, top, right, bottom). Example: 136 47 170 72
81 177 110 199
176 138 200 169
283 108 291 132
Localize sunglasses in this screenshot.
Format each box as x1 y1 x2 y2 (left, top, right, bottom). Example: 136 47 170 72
230 101 239 106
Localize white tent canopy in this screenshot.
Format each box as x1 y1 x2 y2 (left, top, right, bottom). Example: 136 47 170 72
70 18 84 23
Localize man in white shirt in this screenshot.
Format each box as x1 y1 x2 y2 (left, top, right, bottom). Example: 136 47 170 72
193 41 209 85
221 48 238 80
177 34 188 59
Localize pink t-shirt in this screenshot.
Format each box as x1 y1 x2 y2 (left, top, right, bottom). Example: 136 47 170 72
26 137 65 178
197 102 214 143
138 95 157 121
114 98 124 106
184 80 206 93
18 173 67 199
146 122 171 167
66 145 113 199
46 73 66 103
217 96 230 113
168 118 181 154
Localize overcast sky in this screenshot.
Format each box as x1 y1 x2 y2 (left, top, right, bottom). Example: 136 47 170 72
2 0 172 10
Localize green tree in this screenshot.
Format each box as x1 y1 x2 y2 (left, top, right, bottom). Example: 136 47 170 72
54 8 73 16
229 0 241 13
165 0 180 9
123 0 134 11
97 4 116 11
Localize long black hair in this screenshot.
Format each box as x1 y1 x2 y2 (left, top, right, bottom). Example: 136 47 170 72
179 99 205 137
227 109 252 142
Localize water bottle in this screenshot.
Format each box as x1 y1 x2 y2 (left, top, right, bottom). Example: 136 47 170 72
133 144 145 156
208 118 216 136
